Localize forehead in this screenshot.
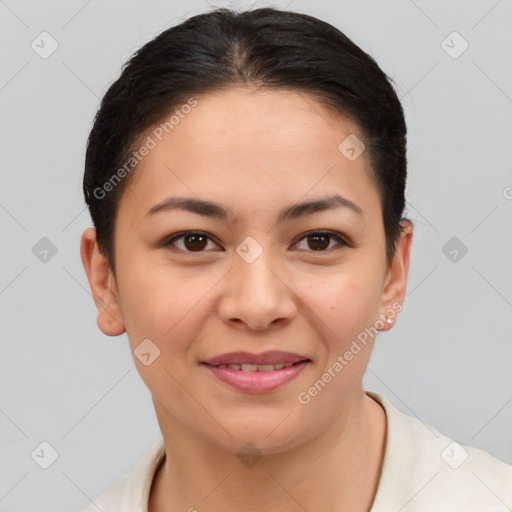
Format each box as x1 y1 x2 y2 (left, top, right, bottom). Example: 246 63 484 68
164 87 360 157
118 87 379 222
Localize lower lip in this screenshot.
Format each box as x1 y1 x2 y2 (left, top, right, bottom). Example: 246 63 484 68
203 361 309 393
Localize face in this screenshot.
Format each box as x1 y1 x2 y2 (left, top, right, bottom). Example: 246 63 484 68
82 87 412 454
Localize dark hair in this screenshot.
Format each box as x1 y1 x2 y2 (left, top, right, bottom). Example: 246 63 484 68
84 6 409 276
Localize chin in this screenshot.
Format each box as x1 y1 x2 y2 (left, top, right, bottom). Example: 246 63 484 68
207 420 311 456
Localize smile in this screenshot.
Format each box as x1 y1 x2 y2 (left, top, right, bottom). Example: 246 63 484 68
202 360 310 393
208 361 300 371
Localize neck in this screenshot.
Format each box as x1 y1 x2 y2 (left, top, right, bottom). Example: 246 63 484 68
149 388 387 512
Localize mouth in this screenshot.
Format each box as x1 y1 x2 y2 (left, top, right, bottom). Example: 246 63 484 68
202 350 310 367
202 360 309 372
201 351 311 393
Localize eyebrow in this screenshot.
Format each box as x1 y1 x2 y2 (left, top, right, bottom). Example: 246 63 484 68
145 194 363 222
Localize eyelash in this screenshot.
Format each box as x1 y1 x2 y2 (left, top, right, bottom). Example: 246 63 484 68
162 230 351 253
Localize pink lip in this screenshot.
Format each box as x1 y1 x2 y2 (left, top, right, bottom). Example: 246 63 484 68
202 360 310 393
203 350 309 366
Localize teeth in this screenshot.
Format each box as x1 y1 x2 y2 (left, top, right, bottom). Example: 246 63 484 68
258 364 275 371
218 362 300 371
241 364 259 372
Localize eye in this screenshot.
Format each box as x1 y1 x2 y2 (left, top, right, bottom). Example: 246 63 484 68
163 231 220 252
162 230 350 253
293 231 349 252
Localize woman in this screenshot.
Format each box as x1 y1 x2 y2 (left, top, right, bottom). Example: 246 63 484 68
80 6 512 511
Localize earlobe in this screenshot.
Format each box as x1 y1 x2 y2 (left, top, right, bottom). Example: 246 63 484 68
378 220 414 331
80 227 126 337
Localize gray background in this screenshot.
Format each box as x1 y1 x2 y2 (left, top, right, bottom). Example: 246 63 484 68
1 0 511 511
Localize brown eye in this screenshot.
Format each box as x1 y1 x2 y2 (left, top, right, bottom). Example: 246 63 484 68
163 230 349 254
294 231 348 252
183 233 208 251
307 233 330 251
164 232 218 252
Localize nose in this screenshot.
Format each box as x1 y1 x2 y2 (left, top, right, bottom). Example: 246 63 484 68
217 251 298 332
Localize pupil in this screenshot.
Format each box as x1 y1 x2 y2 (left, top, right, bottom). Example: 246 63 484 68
309 234 329 251
185 234 207 251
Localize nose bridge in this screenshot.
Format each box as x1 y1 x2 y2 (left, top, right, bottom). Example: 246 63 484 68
220 236 296 330
235 240 281 302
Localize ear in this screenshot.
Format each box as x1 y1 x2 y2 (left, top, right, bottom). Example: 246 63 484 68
80 227 126 336
378 220 414 331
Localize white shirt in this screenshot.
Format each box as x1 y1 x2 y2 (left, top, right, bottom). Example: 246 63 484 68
80 391 512 511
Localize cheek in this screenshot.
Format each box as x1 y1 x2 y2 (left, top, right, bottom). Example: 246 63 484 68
118 265 214 405
118 255 219 356
303 268 382 341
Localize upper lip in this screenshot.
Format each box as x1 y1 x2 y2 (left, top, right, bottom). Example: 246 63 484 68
203 351 310 366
